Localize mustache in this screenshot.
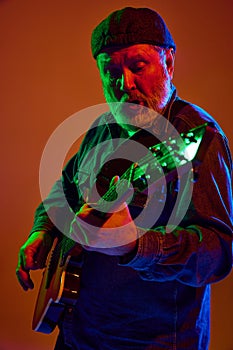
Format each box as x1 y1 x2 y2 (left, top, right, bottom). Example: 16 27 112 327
121 93 160 111
120 92 146 104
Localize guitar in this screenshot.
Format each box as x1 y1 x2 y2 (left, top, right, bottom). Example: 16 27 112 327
32 236 81 334
32 122 216 334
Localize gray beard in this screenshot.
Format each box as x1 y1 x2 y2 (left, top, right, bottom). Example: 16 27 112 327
103 72 172 130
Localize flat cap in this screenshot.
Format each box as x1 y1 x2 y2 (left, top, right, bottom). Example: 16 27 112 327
91 7 176 59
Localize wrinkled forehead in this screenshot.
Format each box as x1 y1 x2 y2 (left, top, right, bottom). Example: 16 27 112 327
97 44 159 66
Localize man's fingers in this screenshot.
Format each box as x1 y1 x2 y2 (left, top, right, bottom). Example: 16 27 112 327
16 231 53 291
16 251 35 291
20 245 39 270
16 242 42 291
110 175 120 185
16 266 34 291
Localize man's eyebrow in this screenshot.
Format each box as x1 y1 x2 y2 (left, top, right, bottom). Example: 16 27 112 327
104 54 149 66
127 50 152 61
97 49 152 67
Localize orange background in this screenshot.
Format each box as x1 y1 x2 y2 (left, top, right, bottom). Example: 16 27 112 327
1 1 232 349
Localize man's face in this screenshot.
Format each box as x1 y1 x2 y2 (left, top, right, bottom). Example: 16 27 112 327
97 44 174 128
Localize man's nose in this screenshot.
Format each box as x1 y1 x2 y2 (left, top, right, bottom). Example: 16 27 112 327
118 69 136 92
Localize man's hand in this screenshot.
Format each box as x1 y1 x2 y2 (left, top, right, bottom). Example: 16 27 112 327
16 231 53 291
71 201 138 256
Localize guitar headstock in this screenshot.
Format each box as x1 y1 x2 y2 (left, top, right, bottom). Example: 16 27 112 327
148 123 208 174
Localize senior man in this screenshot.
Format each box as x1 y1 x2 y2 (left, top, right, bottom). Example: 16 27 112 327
16 7 232 350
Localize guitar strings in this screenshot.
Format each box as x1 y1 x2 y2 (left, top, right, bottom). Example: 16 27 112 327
96 140 180 213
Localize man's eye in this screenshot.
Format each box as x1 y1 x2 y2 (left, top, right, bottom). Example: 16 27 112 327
105 67 121 79
130 62 146 73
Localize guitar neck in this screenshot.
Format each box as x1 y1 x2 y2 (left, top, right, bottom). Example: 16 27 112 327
94 123 209 213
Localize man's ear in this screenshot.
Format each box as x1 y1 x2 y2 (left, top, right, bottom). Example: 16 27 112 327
165 48 175 79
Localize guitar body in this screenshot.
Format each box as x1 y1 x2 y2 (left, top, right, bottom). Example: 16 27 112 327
32 237 81 334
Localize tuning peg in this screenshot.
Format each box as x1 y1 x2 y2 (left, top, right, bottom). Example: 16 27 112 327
183 133 197 144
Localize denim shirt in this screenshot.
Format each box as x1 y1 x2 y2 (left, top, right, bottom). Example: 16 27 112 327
31 92 232 349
